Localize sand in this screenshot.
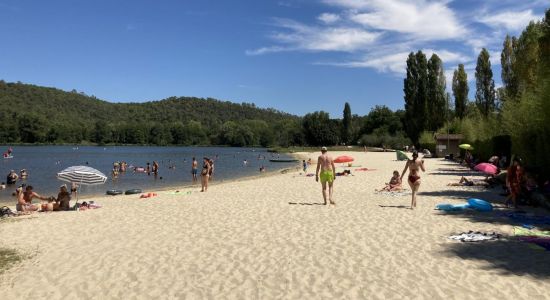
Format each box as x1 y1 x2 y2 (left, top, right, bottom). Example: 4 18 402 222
1 151 549 299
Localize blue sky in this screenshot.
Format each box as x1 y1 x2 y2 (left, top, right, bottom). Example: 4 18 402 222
0 0 547 117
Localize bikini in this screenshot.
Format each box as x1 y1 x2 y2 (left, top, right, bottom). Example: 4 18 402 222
408 174 420 183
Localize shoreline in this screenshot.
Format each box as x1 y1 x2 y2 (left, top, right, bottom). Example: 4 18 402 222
1 155 304 209
3 151 548 298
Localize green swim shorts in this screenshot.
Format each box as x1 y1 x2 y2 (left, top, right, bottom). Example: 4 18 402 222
319 170 334 183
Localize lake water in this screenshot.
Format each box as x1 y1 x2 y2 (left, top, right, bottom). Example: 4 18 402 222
0 146 298 206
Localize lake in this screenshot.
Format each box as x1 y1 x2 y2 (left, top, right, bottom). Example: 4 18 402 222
0 146 299 206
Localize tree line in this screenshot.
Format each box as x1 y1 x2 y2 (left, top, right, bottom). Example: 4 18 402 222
0 81 408 148
404 8 550 176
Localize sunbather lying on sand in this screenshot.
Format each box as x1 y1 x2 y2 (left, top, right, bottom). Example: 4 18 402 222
447 176 489 187
376 170 403 192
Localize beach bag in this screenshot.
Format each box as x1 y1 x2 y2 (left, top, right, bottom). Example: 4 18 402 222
0 206 15 217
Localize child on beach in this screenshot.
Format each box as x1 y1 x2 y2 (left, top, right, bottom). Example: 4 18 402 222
376 170 402 192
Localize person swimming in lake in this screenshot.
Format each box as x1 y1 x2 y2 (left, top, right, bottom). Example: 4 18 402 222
376 170 402 192
400 151 425 209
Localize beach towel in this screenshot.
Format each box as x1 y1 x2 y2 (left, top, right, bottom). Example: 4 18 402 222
354 168 377 171
448 231 501 242
497 212 550 225
375 190 411 197
517 236 550 251
513 226 550 238
165 191 193 195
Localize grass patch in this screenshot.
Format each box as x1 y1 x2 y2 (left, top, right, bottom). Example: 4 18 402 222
0 247 23 273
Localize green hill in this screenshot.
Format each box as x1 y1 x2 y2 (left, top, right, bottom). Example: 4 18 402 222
0 80 304 147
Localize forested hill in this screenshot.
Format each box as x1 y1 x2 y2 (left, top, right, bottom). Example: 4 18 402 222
0 80 303 146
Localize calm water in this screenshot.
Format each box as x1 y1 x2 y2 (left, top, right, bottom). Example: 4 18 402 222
0 146 297 205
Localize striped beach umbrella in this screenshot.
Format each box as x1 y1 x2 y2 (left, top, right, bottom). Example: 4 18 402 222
57 166 107 185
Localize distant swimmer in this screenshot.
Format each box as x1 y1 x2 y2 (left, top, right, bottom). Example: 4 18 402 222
315 147 336 205
243 159 248 166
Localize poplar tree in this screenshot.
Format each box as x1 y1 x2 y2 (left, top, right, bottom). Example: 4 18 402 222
403 51 428 144
342 102 352 144
452 64 468 119
475 48 496 117
501 35 518 100
426 54 446 130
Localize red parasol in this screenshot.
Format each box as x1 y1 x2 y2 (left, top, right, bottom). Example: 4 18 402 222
334 156 354 163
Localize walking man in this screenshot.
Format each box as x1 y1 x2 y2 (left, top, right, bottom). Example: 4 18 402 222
315 147 336 205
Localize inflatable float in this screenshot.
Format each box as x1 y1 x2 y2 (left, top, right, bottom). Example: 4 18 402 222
436 203 471 211
125 189 142 195
106 189 123 196
467 198 493 212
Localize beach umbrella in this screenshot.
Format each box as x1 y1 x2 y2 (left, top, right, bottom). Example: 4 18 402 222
474 163 498 175
57 166 107 203
396 150 409 161
459 144 474 150
334 156 354 163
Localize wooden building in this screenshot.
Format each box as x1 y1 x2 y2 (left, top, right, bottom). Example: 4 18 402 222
434 134 463 158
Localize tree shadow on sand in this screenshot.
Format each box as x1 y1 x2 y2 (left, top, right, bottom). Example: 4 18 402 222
288 202 326 206
442 239 550 278
378 205 411 209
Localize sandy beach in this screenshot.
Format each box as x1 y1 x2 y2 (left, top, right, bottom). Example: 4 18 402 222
1 151 549 299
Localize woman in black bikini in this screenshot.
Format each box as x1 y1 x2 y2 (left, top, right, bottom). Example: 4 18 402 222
400 151 425 209
200 157 211 192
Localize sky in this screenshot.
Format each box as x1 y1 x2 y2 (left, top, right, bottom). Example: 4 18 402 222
0 0 547 117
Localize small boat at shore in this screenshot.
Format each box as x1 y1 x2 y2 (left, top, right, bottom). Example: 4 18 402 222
269 159 299 163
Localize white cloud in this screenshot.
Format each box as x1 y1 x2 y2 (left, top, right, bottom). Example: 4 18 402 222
479 9 541 32
320 48 469 75
318 13 341 24
246 18 381 54
326 0 467 40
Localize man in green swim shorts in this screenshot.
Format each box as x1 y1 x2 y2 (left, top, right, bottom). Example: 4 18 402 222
315 146 336 205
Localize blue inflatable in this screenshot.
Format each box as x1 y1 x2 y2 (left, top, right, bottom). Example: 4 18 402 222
436 203 471 211
467 198 493 212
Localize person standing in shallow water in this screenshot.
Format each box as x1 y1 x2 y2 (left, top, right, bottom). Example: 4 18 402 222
400 151 425 209
315 147 336 205
191 157 198 182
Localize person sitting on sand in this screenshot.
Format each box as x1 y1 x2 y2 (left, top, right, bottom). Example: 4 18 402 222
447 176 489 187
55 185 71 211
376 170 403 192
17 185 48 212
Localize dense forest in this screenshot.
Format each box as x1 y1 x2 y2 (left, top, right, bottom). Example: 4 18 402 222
0 81 409 148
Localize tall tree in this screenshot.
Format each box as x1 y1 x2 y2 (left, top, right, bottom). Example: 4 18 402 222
416 51 429 131
404 52 419 143
403 51 428 144
426 54 447 130
501 34 518 100
452 64 469 119
513 21 543 96
342 102 352 144
475 48 496 117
